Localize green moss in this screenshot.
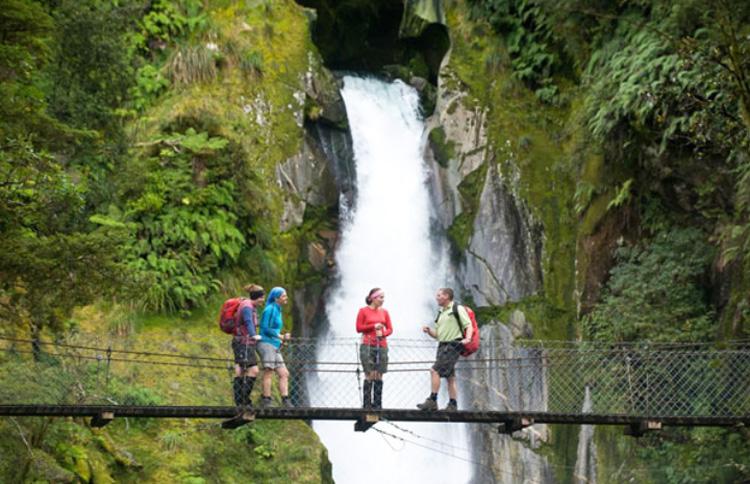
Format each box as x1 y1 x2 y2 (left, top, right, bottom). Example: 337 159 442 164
475 295 573 341
447 161 488 252
68 304 330 482
447 211 474 252
446 5 579 320
428 126 456 167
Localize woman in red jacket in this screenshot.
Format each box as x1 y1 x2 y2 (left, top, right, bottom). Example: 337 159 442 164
356 287 393 409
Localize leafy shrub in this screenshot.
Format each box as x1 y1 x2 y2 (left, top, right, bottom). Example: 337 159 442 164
468 0 563 102
47 0 136 134
584 227 716 342
109 129 245 312
133 0 205 52
131 64 169 111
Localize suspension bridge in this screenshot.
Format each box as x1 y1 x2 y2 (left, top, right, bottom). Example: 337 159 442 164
1 335 748 435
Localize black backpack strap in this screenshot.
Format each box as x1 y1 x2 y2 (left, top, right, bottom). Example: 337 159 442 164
452 303 465 337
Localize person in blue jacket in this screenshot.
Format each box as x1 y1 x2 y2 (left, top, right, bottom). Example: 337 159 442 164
258 287 292 408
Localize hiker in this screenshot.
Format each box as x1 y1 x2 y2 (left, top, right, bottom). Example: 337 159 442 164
232 284 265 407
356 288 393 409
418 287 473 412
258 287 293 408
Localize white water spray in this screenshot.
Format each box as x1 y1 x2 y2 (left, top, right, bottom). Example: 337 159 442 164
311 76 471 483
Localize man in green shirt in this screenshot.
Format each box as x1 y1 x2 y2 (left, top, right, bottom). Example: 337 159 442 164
417 288 473 411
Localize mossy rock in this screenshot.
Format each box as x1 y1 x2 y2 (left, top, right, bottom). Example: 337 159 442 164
428 126 456 167
399 0 446 38
446 160 488 253
27 449 77 483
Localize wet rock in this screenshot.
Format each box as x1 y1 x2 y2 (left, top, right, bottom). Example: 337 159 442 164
399 0 446 38
307 241 327 271
508 309 533 339
459 163 543 306
425 56 490 230
574 386 598 484
425 53 542 307
304 66 347 129
463 321 553 483
278 131 339 231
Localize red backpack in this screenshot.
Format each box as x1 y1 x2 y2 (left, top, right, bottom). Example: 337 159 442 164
453 304 480 356
218 298 245 334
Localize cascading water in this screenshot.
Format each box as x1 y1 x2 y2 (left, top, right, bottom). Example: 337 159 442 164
311 76 471 483
574 386 597 483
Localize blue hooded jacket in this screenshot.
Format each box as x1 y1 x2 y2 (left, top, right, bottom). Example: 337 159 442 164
260 287 286 349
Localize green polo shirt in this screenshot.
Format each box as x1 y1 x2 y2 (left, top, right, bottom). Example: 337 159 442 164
435 302 471 342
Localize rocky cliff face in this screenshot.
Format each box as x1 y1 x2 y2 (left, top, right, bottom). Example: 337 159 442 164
424 48 553 481
425 51 543 307
274 60 355 337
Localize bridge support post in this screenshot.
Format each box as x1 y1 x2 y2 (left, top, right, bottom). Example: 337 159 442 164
354 413 379 432
221 411 255 429
91 412 114 428
625 420 662 437
498 417 533 435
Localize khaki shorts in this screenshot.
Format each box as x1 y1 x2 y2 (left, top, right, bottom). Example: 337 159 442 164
360 344 388 374
257 342 286 370
433 341 462 378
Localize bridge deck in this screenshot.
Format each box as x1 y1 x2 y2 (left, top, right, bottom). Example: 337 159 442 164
2 336 749 427
1 405 747 428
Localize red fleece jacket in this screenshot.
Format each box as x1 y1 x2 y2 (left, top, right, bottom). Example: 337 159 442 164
355 306 393 347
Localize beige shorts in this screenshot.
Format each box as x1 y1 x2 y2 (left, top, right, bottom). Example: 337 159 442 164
257 342 286 370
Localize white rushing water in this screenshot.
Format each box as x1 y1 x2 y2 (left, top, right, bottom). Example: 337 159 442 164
311 76 471 483
574 386 597 483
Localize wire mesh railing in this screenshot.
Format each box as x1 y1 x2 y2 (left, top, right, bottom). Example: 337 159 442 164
0 335 748 419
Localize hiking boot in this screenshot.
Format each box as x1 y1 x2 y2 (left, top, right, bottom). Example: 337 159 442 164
372 381 383 409
261 396 274 408
281 397 294 408
444 401 458 412
417 398 438 411
362 380 372 409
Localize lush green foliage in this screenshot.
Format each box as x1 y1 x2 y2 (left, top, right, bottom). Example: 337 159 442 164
113 129 246 312
47 0 136 135
583 227 715 342
0 0 334 481
478 0 750 333
0 133 126 336
467 0 562 102
637 427 750 483
0 0 60 141
577 1 750 334
0 316 329 482
0 0 276 319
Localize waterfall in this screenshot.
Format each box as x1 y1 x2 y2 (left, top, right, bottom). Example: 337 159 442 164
573 386 597 483
311 76 471 483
